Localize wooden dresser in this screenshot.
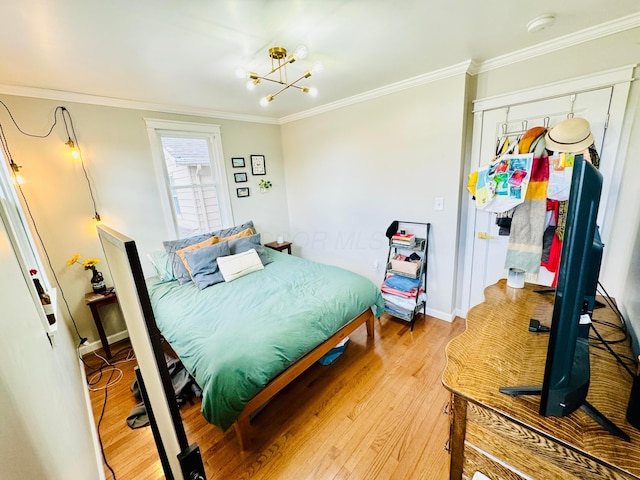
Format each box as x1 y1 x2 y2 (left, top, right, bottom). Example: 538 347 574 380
442 280 640 479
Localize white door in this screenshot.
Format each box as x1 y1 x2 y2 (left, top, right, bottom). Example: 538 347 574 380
467 88 614 309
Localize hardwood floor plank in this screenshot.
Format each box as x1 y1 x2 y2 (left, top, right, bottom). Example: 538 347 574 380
87 313 464 479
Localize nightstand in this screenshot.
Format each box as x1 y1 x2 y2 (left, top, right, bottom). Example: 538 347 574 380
85 289 118 358
264 241 292 255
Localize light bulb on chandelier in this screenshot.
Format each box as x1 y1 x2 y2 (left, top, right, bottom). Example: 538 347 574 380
238 45 321 106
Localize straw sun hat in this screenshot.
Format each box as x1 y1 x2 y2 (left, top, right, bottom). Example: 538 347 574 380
544 117 594 152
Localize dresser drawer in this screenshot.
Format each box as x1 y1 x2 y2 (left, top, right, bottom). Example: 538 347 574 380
464 402 634 480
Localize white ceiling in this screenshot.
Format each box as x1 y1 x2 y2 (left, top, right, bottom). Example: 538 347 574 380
1 1 639 121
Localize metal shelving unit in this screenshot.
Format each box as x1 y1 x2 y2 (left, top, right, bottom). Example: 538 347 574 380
382 221 431 330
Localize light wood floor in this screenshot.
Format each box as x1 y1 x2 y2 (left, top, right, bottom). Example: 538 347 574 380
85 313 465 479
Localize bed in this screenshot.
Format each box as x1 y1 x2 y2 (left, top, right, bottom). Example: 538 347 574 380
145 229 384 449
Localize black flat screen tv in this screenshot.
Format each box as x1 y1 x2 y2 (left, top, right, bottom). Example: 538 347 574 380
500 154 629 440
539 154 602 417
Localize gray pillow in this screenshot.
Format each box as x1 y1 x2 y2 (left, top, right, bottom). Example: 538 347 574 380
211 220 254 239
228 233 272 266
183 241 231 290
162 233 212 285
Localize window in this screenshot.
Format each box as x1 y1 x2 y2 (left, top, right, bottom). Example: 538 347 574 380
0 150 56 332
145 119 233 238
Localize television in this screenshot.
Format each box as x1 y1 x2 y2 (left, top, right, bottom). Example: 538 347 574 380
500 154 629 441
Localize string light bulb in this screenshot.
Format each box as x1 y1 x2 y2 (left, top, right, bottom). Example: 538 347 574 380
66 138 80 159
10 160 24 185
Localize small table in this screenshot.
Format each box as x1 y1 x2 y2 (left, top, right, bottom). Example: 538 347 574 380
264 241 292 254
85 290 118 359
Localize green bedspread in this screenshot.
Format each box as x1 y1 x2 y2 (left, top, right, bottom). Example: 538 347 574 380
147 249 384 431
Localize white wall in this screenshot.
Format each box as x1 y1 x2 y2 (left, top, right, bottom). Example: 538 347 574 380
0 95 290 346
281 74 468 321
0 218 101 479
618 85 640 354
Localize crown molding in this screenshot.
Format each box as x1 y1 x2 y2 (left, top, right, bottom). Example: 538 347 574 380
470 12 640 75
0 84 279 125
279 60 473 124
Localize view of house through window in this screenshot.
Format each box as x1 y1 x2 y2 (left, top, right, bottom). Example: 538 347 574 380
160 136 223 237
145 119 233 238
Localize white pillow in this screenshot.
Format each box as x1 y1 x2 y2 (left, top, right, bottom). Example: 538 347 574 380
217 248 264 282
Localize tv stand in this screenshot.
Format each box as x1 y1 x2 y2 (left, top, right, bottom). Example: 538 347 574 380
442 280 639 479
499 385 630 441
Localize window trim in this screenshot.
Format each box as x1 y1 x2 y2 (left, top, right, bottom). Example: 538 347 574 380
0 152 56 334
144 119 234 239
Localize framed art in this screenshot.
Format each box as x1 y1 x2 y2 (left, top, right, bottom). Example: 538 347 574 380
231 157 245 168
250 155 266 175
236 187 250 198
234 172 248 183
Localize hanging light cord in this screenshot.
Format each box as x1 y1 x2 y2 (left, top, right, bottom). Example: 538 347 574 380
0 102 95 344
0 101 100 220
61 107 101 221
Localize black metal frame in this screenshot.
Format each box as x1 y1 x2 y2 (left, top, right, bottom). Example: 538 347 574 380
383 221 431 331
97 225 206 479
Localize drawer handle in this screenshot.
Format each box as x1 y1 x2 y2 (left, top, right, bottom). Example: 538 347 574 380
442 401 450 415
443 439 450 453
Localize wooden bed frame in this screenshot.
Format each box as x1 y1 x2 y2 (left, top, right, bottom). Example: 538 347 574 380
233 308 375 450
97 223 377 458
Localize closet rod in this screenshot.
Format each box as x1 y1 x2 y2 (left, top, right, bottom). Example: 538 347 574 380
473 82 628 114
498 118 550 139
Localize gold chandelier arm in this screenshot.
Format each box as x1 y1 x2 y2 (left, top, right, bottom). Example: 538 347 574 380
255 76 288 87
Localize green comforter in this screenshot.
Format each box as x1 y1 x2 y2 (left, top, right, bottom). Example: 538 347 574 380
147 249 384 431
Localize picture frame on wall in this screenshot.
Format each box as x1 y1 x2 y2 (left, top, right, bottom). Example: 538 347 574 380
231 157 245 168
237 187 250 198
250 155 266 175
234 172 248 183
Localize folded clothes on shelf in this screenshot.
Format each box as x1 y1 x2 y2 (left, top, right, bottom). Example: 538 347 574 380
383 274 421 292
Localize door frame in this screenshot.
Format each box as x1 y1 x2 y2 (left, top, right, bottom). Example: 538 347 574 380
459 64 636 316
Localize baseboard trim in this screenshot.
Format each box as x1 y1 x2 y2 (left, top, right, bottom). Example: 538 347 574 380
79 330 129 357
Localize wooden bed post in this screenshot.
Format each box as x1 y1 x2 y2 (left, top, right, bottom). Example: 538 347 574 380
366 315 375 337
234 415 251 450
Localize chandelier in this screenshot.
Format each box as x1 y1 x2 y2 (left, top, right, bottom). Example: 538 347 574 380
237 45 323 106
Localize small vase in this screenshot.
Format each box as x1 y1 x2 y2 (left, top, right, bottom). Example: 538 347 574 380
90 269 107 294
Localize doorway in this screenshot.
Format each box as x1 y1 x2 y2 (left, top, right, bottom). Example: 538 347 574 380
461 66 635 314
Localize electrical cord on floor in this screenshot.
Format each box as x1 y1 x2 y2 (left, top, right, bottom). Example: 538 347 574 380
79 344 136 480
98 365 118 480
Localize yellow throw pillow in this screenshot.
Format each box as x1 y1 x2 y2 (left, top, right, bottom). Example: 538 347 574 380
219 227 253 242
177 236 219 276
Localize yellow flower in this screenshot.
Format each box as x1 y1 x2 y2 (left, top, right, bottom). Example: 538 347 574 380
83 258 100 269
67 253 80 266
67 254 101 271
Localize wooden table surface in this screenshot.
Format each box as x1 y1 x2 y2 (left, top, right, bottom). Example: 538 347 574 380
442 280 640 477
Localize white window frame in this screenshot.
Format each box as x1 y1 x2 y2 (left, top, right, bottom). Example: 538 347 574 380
144 119 234 238
0 152 57 334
